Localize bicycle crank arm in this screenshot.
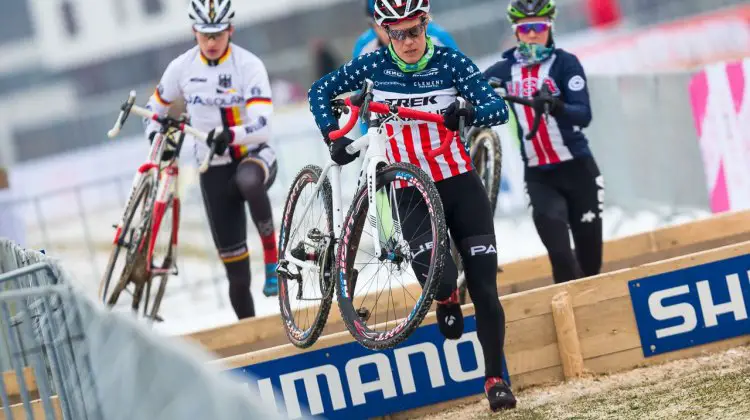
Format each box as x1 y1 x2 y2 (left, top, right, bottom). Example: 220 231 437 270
283 253 320 273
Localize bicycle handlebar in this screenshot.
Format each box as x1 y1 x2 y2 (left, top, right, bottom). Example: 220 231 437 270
329 81 463 159
108 91 215 173
488 78 547 141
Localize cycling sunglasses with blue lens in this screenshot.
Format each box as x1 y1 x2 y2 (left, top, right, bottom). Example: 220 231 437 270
513 22 552 34
386 19 427 41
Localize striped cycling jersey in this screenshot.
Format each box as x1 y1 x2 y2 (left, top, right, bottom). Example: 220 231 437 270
144 43 273 166
309 44 510 182
483 48 593 168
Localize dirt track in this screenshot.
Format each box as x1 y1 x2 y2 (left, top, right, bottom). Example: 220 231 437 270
419 346 750 420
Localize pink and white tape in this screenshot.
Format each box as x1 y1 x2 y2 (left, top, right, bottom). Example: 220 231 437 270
690 58 750 213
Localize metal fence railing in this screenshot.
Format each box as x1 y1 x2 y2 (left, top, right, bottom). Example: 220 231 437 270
0 238 288 419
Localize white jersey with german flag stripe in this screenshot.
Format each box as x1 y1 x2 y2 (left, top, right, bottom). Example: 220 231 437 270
145 43 273 166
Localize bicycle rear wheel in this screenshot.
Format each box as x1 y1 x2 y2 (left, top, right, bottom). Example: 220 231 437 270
99 176 155 309
469 127 503 215
336 162 447 350
277 165 335 348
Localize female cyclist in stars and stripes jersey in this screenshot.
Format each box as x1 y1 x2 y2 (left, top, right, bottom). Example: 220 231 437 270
308 0 517 412
144 0 280 321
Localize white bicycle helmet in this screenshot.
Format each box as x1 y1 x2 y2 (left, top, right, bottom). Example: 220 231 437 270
188 0 235 33
374 0 431 26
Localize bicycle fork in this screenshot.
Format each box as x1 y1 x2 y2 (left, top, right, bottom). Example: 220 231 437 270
148 164 179 275
362 128 402 260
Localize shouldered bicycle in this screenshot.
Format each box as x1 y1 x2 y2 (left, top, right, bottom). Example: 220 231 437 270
277 79 476 350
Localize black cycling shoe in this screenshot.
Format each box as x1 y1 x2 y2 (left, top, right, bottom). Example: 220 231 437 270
436 289 463 340
485 377 517 411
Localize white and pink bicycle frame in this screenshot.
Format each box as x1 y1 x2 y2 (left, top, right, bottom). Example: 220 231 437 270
282 82 461 275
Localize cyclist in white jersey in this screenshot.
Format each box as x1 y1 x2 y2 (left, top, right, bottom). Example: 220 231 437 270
144 0 279 320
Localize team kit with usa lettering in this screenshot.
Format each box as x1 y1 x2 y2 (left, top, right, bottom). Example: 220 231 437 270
146 0 604 414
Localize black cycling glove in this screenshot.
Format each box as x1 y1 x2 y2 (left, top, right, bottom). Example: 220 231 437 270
327 135 359 166
443 100 476 131
532 89 564 116
206 127 233 156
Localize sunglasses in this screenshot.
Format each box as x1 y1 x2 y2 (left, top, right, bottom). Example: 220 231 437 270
195 29 229 40
386 19 427 41
513 22 552 34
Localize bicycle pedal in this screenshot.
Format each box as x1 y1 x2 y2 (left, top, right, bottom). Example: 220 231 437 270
356 307 371 322
152 315 165 323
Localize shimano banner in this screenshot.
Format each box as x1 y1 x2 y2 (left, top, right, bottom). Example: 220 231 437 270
629 254 750 357
234 315 510 419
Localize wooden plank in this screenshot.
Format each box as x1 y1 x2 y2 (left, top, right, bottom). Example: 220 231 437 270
498 230 656 295
576 296 641 360
504 313 556 353
498 210 750 296
551 292 584 379
651 210 750 252
193 212 750 358
215 240 750 372
1 367 38 398
0 396 60 420
504 240 750 324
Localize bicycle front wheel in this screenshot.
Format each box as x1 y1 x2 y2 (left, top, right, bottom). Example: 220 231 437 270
99 176 155 309
336 162 447 350
278 165 335 348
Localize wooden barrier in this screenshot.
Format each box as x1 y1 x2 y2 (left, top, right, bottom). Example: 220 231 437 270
551 291 584 380
0 396 60 420
187 210 750 358
214 239 750 419
2 367 38 398
5 230 750 418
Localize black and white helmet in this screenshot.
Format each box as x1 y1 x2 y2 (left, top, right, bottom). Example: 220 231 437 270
373 0 431 26
188 0 235 33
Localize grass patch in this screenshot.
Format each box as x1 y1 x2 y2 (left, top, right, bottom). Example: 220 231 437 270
418 346 750 420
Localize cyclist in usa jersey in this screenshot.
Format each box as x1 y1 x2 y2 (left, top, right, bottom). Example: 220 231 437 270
144 0 279 320
353 0 459 58
484 0 603 284
352 0 459 136
309 0 517 411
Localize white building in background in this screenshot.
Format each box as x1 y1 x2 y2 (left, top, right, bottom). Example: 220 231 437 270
0 0 349 167
24 0 348 71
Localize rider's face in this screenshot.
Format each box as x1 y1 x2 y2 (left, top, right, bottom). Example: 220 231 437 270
194 26 234 60
385 17 428 64
514 17 551 45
